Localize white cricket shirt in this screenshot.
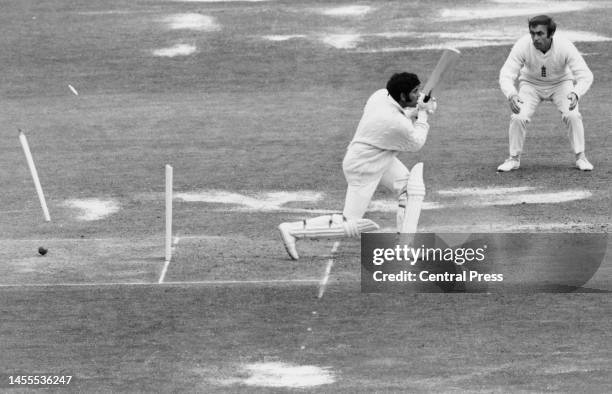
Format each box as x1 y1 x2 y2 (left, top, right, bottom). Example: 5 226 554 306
349 89 429 152
499 34 593 99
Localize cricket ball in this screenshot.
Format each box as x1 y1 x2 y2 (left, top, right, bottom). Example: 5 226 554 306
38 246 48 256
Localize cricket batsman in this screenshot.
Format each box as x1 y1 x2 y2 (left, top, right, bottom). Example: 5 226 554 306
278 72 437 260
497 15 594 172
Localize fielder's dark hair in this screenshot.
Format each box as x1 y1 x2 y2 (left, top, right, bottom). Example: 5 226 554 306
528 15 556 37
386 72 420 103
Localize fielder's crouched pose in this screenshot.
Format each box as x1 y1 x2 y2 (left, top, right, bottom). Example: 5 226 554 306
279 73 436 260
497 15 594 172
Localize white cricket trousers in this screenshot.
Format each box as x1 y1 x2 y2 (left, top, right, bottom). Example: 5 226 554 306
342 142 410 219
508 80 586 156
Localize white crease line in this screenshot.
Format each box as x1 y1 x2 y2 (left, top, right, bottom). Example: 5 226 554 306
1 238 122 242
0 209 34 214
176 234 227 240
165 279 321 285
0 279 324 288
318 241 340 299
419 223 608 232
158 260 170 284
159 236 181 284
437 186 536 196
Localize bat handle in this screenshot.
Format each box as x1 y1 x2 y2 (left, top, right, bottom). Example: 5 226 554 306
423 91 432 103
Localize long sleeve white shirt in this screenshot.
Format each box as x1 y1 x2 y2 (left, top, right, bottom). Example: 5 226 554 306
499 34 593 99
349 89 429 152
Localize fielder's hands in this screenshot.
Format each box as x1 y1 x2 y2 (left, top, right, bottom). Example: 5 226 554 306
567 92 578 111
417 93 437 114
508 94 523 114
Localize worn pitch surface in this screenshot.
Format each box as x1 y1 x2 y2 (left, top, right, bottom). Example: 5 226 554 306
0 0 610 391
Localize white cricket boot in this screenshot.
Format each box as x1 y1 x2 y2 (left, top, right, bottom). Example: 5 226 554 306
575 156 594 171
278 222 299 260
497 157 520 172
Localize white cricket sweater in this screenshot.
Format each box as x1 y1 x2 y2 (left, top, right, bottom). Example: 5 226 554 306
499 34 593 99
349 89 429 152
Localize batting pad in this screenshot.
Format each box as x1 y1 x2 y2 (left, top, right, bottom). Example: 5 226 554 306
289 214 379 239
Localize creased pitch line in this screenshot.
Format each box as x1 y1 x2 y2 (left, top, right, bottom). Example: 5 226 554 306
1 238 118 242
158 236 180 284
159 261 171 284
318 241 341 299
0 209 36 214
0 279 324 288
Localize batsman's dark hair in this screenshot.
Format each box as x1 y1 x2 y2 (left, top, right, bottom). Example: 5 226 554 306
528 15 556 37
386 72 420 103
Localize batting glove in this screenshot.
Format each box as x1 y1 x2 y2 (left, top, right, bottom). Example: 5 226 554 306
417 93 437 114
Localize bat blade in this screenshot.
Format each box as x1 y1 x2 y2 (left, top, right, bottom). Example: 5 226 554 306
422 48 460 100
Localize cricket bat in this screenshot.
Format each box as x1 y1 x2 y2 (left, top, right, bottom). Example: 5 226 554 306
422 48 461 101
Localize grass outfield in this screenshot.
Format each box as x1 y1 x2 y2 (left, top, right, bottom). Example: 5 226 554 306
1 285 611 392
0 0 611 391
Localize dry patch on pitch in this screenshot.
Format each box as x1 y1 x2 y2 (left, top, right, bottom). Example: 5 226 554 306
153 43 197 57
370 186 591 212
416 222 602 233
321 33 362 49
436 186 592 207
355 30 611 52
174 190 324 211
63 198 120 221
263 34 307 42
561 31 612 43
377 222 606 233
164 187 592 214
214 362 335 388
440 1 593 21
265 30 610 52
318 5 373 17
162 13 220 31
437 186 536 196
262 33 363 49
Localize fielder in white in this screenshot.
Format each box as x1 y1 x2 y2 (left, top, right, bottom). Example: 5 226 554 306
279 73 436 260
497 15 594 172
